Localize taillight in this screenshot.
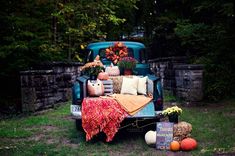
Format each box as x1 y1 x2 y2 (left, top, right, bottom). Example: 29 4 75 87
157 98 162 105
155 98 163 111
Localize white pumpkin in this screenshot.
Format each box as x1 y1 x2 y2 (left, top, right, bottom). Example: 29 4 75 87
105 66 120 76
145 130 156 145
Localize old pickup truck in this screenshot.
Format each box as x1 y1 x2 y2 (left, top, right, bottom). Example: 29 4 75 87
71 41 163 133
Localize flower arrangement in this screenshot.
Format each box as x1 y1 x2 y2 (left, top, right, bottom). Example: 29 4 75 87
80 59 104 77
105 42 128 64
162 106 182 116
118 57 137 69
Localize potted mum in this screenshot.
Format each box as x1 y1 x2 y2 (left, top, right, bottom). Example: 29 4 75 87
162 106 182 123
118 57 137 75
80 60 104 80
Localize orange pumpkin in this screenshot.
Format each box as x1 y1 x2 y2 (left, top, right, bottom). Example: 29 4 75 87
98 72 109 80
170 140 180 151
180 138 197 151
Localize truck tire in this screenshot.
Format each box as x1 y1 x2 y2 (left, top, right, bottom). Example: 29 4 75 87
75 119 83 131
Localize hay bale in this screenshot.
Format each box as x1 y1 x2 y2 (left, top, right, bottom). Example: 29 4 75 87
173 121 192 141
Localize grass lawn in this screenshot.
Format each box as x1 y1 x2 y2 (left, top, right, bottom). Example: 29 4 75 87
0 99 235 156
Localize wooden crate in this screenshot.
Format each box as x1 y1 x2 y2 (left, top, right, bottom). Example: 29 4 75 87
101 80 113 95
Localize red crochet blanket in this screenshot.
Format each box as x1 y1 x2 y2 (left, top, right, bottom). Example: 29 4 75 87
82 97 128 142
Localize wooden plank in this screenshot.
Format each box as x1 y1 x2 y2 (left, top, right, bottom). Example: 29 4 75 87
101 79 113 95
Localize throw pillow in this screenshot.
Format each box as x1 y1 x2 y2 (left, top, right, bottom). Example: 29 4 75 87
110 76 123 94
87 79 104 96
136 76 147 95
121 77 138 95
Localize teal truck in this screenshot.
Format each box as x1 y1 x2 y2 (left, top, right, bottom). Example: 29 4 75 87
71 41 163 131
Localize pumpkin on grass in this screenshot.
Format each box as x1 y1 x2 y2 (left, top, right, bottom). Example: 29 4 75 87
180 138 197 151
170 140 180 151
144 130 156 145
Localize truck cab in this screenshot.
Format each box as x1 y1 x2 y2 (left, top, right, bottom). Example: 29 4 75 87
85 41 152 75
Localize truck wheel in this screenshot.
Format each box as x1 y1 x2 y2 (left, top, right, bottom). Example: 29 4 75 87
75 119 83 131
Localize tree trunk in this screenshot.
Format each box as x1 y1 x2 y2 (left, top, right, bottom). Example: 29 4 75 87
68 34 71 61
52 0 57 44
52 16 57 43
233 1 235 34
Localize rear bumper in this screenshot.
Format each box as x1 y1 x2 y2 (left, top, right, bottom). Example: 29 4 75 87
71 104 162 120
71 104 163 130
71 113 162 131
71 111 162 120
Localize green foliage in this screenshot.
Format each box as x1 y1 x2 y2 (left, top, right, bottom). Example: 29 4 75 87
163 90 181 103
175 18 235 101
0 1 64 77
0 0 138 110
179 30 233 101
142 0 235 101
118 57 137 69
150 17 182 57
51 0 137 59
175 20 226 56
195 43 235 101
0 0 138 73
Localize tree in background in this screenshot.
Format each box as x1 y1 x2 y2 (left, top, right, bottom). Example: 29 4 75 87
0 0 138 112
0 0 64 112
138 0 234 101
174 0 235 101
51 0 136 60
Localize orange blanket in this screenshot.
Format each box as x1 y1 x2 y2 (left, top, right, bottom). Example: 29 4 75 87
110 94 152 115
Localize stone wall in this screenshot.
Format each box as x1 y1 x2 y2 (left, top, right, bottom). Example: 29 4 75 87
20 62 82 112
21 70 55 112
20 58 204 112
50 62 82 103
174 64 204 102
149 57 188 92
149 57 204 102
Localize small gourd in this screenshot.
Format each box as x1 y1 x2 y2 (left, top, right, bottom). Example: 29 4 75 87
170 140 180 151
98 71 109 80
